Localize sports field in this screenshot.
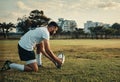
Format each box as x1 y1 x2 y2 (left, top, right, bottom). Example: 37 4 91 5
0 39 120 82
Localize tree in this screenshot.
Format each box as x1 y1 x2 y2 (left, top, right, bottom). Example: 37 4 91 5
0 23 2 32
111 23 120 36
0 22 15 39
88 27 95 39
17 10 51 33
104 27 114 39
73 28 84 39
89 26 105 39
17 18 32 33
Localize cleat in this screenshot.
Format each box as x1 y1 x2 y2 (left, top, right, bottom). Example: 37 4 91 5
38 65 44 68
0 60 12 71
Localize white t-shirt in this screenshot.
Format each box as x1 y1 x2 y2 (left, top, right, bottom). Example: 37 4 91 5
18 27 49 51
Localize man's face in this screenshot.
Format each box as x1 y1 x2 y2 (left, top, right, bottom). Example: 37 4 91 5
50 27 58 35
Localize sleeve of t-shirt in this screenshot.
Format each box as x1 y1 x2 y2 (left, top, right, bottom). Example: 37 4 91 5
42 31 49 40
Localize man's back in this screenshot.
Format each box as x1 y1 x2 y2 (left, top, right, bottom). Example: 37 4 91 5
19 27 49 51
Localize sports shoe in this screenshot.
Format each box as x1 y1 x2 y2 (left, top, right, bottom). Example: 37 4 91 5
55 53 65 69
38 65 45 68
0 60 12 71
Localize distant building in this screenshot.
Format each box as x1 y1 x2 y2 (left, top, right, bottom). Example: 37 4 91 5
58 18 77 32
84 21 110 33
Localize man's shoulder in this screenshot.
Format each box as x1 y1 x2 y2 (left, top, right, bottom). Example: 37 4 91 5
36 27 47 31
36 27 49 36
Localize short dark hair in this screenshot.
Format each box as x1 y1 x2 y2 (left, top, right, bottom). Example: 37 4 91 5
48 21 59 28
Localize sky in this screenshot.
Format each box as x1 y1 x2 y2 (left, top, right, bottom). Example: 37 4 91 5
0 0 120 28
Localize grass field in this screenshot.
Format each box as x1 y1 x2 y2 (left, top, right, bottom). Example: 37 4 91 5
0 39 120 82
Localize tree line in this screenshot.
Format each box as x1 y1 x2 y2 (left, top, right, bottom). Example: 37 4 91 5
88 23 120 39
56 23 120 39
0 9 120 39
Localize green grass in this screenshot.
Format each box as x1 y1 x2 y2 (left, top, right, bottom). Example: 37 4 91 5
0 39 120 82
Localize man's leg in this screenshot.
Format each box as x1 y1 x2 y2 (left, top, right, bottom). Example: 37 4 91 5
10 63 37 72
25 59 38 72
1 60 25 71
36 53 42 66
36 44 42 66
25 63 38 72
10 59 38 72
1 60 38 72
9 63 24 71
17 44 38 71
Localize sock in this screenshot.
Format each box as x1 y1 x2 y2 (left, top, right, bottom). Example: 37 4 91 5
36 54 42 66
9 63 24 71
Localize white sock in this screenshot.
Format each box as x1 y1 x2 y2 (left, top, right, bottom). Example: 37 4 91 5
9 63 24 71
36 54 42 66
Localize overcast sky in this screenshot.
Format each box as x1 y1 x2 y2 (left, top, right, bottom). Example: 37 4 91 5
0 0 120 28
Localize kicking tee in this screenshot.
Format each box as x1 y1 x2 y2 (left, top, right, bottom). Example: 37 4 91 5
18 27 49 51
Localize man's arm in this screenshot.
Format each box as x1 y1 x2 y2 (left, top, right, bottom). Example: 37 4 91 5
43 39 62 65
36 41 56 64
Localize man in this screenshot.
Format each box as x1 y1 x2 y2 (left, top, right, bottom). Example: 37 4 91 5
1 21 65 72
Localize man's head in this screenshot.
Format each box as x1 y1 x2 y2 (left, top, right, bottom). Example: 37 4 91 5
47 21 59 35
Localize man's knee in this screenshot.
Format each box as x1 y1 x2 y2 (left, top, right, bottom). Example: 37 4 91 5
28 63 38 72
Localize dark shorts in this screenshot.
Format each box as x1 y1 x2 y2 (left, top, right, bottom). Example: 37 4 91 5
18 44 35 61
